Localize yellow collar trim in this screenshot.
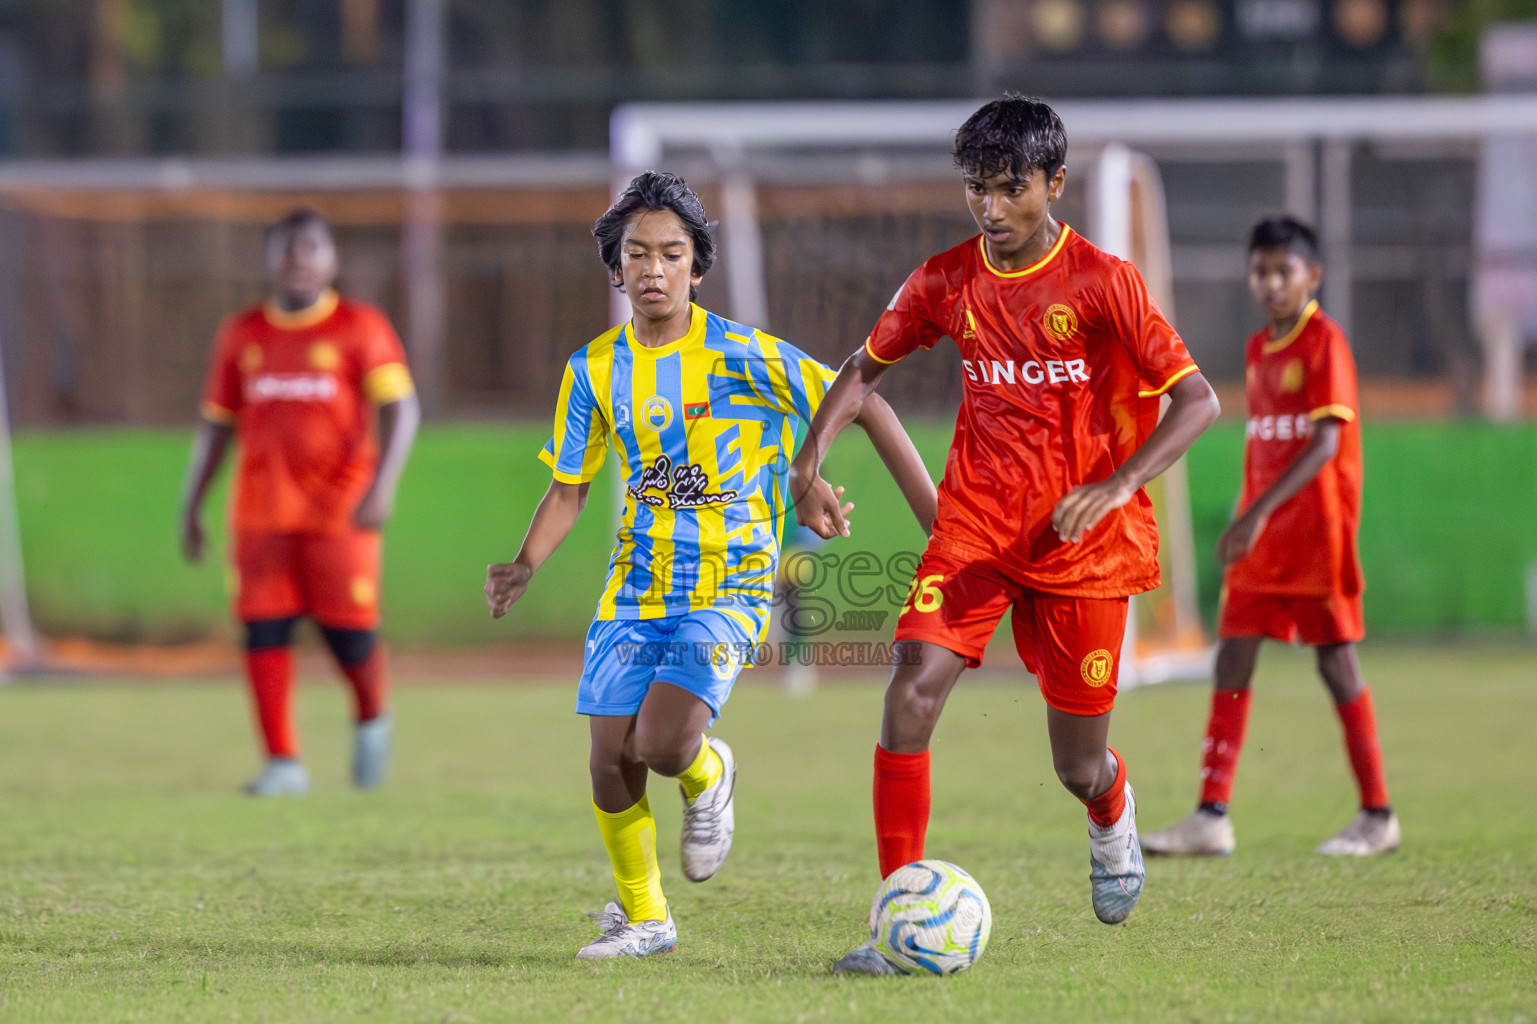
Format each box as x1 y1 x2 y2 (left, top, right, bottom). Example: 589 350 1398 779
263 288 339 330
627 303 706 358
979 224 1072 279
1261 299 1319 354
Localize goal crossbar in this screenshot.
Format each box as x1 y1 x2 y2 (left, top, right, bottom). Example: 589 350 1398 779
613 95 1537 168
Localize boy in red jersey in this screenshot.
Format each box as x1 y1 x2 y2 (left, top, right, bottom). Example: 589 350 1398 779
180 208 419 796
1142 216 1399 858
790 96 1221 973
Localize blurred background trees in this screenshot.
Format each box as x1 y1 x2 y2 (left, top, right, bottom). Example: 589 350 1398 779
0 0 1525 157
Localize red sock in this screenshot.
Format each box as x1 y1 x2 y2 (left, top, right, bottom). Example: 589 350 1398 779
245 647 297 758
1083 747 1128 827
340 649 389 723
1335 687 1390 809
1199 688 1253 806
873 745 930 878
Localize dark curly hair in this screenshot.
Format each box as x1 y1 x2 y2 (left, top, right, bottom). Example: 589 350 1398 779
953 95 1068 184
593 171 716 301
266 205 332 243
1248 215 1319 263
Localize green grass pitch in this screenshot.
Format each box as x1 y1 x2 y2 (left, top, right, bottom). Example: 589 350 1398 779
1 643 1533 1023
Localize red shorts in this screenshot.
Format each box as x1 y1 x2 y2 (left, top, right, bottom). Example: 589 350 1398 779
233 530 382 630
893 549 1128 717
1218 587 1364 646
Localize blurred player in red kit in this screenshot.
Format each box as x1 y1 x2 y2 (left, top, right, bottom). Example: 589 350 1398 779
791 95 1221 973
1143 216 1398 858
180 208 419 796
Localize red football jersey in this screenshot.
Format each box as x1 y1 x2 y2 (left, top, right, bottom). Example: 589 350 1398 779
1225 300 1363 598
866 226 1199 597
200 289 414 534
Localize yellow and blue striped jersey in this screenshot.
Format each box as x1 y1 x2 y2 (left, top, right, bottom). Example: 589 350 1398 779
540 303 836 638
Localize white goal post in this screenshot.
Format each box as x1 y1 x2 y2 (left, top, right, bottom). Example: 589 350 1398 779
0 329 42 678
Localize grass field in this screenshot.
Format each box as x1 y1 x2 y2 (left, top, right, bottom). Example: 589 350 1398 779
1 643 1533 1023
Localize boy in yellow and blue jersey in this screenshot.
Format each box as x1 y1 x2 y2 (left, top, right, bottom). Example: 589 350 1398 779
485 171 935 959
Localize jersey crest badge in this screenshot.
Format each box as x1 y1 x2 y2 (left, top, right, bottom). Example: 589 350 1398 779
350 576 376 609
962 309 980 343
1280 359 1305 394
642 395 673 431
240 344 264 373
309 341 340 371
1043 304 1079 342
1080 649 1114 687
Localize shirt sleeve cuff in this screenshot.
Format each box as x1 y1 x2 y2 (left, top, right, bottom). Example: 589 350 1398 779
200 401 237 425
863 337 903 365
539 447 596 484
1308 403 1356 422
1137 363 1199 399
363 363 416 404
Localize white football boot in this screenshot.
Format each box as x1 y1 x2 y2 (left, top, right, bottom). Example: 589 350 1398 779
243 757 310 797
1142 808 1237 857
679 737 736 882
352 715 393 790
832 939 905 977
1088 783 1145 924
1316 809 1400 856
575 902 677 959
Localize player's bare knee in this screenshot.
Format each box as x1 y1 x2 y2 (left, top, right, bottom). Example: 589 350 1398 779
588 748 628 786
645 750 694 777
1315 643 1363 703
1053 755 1103 801
632 726 693 777
245 616 298 652
1214 636 1260 690
320 625 375 666
886 675 944 733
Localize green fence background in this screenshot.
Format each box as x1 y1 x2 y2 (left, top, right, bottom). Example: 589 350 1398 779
12 421 1537 646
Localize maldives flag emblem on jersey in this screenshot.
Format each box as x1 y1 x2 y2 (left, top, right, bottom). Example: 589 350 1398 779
685 401 711 420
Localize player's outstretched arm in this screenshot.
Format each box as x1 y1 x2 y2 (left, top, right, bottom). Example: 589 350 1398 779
1052 372 1221 544
1218 417 1340 564
179 419 234 563
355 393 421 530
790 347 891 538
851 392 937 536
485 479 590 618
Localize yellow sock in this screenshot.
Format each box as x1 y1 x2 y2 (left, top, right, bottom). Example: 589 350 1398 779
592 795 667 922
676 734 723 805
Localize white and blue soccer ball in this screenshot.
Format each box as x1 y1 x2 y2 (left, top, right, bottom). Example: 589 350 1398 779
869 859 993 975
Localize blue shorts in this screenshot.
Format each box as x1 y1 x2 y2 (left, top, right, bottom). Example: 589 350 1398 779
576 608 758 718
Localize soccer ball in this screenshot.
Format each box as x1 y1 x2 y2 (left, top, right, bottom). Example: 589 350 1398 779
869 859 992 975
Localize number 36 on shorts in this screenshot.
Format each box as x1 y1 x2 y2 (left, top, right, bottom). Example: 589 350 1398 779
902 573 945 614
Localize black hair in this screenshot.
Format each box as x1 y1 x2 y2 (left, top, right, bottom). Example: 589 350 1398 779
953 94 1068 183
1248 215 1319 263
266 206 332 244
592 171 716 301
